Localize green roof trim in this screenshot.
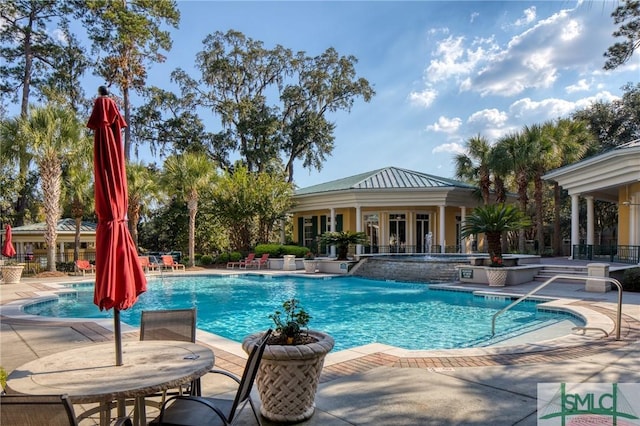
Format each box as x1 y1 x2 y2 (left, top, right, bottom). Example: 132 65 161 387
295 167 476 195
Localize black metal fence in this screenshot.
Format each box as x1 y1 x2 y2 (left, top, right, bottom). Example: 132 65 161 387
572 244 640 264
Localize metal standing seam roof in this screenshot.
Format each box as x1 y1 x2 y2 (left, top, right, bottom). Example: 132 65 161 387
7 218 97 234
294 167 476 195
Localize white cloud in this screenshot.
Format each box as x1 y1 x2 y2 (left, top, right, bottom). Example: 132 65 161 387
509 90 620 121
425 35 498 83
565 79 591 93
433 142 465 155
467 108 509 127
426 116 462 133
470 12 480 24
513 6 536 27
408 89 438 108
456 3 618 97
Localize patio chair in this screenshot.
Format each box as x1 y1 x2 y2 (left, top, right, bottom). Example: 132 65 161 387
140 308 200 399
161 255 186 272
248 253 269 269
0 393 132 426
151 329 272 426
75 259 95 276
139 256 159 273
227 253 255 269
238 253 256 269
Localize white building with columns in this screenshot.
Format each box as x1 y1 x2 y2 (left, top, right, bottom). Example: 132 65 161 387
543 142 640 263
290 167 485 255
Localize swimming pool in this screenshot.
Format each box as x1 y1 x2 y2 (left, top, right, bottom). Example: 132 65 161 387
24 275 582 351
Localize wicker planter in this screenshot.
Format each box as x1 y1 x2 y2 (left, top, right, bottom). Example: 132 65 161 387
242 330 334 423
1 264 24 284
486 267 508 287
303 260 318 273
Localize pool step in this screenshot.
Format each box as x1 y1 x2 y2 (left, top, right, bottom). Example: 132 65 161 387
533 265 588 283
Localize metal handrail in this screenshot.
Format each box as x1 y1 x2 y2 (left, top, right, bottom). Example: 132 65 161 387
491 275 623 340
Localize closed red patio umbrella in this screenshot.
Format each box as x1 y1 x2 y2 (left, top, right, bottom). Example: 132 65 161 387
2 224 16 258
88 86 147 366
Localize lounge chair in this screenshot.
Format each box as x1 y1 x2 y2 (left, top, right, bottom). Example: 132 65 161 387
75 259 96 276
151 329 272 426
0 393 132 426
227 253 255 269
139 256 159 273
248 253 270 269
161 255 186 272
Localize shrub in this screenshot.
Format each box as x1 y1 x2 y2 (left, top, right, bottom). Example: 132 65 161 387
215 252 242 263
199 255 213 265
255 244 309 258
622 268 640 292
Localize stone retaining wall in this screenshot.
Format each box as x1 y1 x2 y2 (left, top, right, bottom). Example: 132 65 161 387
351 257 467 283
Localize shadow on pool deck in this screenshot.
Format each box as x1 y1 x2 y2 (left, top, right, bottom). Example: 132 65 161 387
2 261 640 425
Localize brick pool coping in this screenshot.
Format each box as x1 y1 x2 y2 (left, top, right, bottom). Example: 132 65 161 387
2 276 638 387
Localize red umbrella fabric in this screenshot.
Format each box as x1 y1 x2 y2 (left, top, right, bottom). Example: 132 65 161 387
2 225 16 258
88 88 147 365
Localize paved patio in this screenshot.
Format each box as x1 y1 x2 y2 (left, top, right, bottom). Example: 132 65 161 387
1 262 639 425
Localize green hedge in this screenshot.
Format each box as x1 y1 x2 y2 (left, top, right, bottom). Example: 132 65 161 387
255 244 308 258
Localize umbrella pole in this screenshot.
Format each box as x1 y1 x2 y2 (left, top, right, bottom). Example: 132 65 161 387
114 308 123 366
114 309 126 419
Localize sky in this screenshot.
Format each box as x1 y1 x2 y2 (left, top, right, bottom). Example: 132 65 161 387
51 1 640 188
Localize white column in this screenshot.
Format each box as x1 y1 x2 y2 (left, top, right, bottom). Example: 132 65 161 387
460 206 467 254
58 242 64 262
585 196 594 246
355 205 362 255
330 208 336 257
571 194 580 259
439 205 446 253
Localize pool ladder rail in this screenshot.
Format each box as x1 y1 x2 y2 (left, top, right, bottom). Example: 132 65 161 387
491 275 623 340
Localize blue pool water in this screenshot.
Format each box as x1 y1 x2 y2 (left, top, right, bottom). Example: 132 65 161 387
24 275 582 351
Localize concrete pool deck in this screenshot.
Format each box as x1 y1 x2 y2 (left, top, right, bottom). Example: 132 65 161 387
1 262 639 425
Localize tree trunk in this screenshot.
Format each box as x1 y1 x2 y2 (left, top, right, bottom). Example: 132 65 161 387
188 198 197 267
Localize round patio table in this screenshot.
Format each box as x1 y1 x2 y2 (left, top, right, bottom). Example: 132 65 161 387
6 340 214 425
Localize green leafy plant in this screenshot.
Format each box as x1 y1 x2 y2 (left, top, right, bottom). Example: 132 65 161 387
0 366 7 391
269 298 311 344
460 204 531 263
319 231 367 260
304 251 315 260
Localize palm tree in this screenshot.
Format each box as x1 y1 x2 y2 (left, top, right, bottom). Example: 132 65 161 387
127 163 158 250
64 140 94 262
19 105 84 271
460 204 531 261
454 135 493 205
162 152 215 267
319 231 367 260
545 119 594 255
493 131 534 253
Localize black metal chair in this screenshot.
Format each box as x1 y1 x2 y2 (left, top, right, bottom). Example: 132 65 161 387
140 308 199 397
151 329 273 426
0 394 132 426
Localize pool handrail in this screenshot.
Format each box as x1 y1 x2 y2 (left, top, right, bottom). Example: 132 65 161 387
491 275 623 340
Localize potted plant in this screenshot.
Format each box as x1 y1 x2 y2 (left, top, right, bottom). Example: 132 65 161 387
1 260 25 284
242 299 334 423
303 251 317 273
319 230 367 260
460 203 530 286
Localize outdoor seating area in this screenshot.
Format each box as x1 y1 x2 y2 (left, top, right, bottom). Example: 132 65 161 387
226 253 270 269
160 255 186 272
75 259 96 276
138 256 159 273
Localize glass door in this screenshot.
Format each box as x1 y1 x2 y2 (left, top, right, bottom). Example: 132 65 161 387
415 214 431 253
